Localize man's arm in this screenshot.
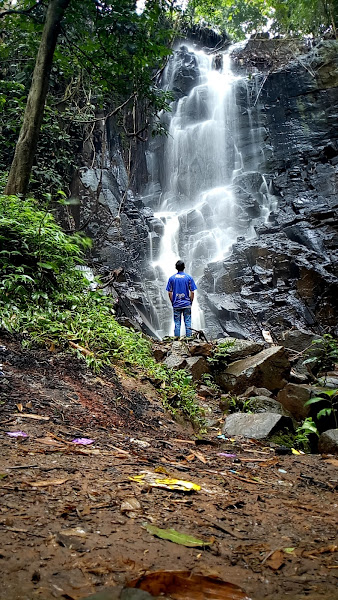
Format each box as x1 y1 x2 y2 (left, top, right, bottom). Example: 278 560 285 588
189 291 194 304
168 291 173 304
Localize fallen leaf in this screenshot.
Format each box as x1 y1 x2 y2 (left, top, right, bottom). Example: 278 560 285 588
194 451 207 464
128 570 251 599
323 458 338 467
144 524 213 547
265 550 285 570
16 403 23 412
130 471 201 492
284 547 296 554
28 478 69 487
59 527 88 538
121 497 141 513
10 413 50 421
36 437 66 447
302 545 337 558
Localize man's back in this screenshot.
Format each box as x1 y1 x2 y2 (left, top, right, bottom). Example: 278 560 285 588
166 272 197 308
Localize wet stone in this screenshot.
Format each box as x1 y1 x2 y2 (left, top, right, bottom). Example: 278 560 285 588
163 354 187 370
217 346 290 394
276 383 313 421
318 429 338 454
185 356 209 381
222 412 293 440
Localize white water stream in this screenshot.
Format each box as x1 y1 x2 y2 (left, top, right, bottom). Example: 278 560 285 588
141 45 274 338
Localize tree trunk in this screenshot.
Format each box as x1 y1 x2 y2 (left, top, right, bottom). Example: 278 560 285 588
5 0 71 197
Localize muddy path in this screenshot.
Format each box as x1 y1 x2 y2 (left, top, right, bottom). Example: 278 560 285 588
0 334 337 600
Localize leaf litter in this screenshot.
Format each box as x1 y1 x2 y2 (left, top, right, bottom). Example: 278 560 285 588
0 335 338 600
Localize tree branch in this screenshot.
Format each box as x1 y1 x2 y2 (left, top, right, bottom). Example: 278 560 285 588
0 1 45 21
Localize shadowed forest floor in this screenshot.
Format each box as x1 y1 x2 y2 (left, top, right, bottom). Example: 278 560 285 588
0 333 337 600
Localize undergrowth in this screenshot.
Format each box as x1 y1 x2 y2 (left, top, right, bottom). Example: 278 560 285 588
0 194 201 425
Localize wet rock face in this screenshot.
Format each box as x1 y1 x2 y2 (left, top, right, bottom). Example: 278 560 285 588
223 412 293 440
216 345 290 394
165 45 201 100
72 40 338 343
318 429 338 454
200 40 338 341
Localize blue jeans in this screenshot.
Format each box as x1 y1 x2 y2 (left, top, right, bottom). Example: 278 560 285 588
173 307 192 337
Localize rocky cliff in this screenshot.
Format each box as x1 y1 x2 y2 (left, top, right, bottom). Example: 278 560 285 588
199 39 338 341
71 38 338 342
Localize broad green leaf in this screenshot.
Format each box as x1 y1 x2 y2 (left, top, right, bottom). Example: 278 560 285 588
144 524 213 547
324 389 338 397
303 357 318 365
317 408 332 419
37 262 55 270
304 397 325 406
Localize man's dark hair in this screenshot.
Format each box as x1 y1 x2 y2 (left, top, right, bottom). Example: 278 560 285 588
175 260 185 271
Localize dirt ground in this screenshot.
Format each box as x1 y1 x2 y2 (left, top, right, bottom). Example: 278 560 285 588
0 333 337 600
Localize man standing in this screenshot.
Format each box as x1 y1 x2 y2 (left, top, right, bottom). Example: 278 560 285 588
166 260 197 338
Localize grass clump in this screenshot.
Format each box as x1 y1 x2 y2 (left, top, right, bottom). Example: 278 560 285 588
0 194 201 424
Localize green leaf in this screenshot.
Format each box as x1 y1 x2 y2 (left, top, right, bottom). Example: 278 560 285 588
304 397 325 406
144 524 213 547
303 357 318 365
37 261 55 270
316 408 332 419
323 389 338 397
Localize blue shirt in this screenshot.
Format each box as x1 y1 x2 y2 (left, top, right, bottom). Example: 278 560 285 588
166 272 197 308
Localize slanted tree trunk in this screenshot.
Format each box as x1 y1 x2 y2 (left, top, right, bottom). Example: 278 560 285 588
5 0 71 196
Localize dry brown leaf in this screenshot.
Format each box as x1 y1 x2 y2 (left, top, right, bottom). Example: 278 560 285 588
36 437 66 447
10 413 50 421
265 550 285 571
194 451 207 464
28 478 69 487
59 527 88 538
324 458 338 467
128 570 251 599
121 497 141 512
303 545 337 558
16 404 23 412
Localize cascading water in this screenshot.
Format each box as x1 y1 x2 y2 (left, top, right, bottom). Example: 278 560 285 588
141 44 276 339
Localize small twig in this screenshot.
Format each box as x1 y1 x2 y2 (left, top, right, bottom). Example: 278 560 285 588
253 74 269 107
7 464 38 470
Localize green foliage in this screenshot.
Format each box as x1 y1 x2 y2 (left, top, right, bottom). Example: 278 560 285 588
228 395 253 413
201 373 221 394
0 193 201 424
185 0 272 40
295 417 319 452
0 194 90 301
207 339 235 367
1 0 175 197
304 389 338 428
303 334 338 375
271 0 338 37
183 0 337 40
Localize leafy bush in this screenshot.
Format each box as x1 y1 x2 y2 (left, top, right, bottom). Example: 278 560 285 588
0 194 90 302
304 389 338 429
303 334 338 376
0 194 201 423
207 339 235 368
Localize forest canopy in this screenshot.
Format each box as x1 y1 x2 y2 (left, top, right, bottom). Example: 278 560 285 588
0 0 337 197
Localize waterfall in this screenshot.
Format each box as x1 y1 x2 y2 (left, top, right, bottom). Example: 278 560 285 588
140 44 275 339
